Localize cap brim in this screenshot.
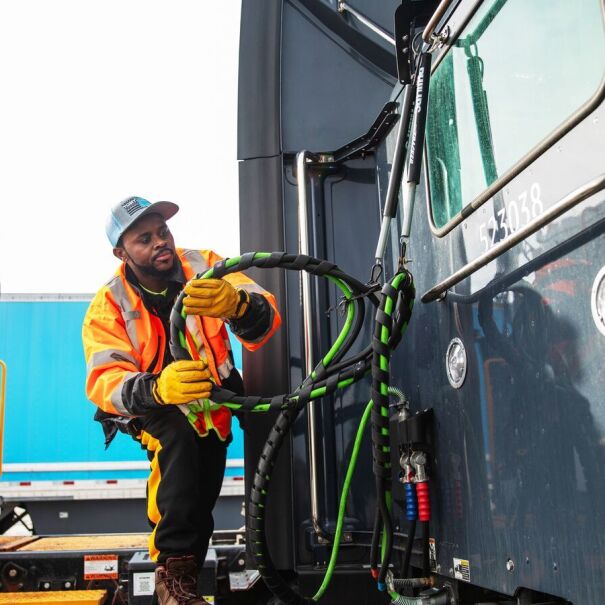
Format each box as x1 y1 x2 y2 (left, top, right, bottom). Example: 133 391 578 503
137 201 180 223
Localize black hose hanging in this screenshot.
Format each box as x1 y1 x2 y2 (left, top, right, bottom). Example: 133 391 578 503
169 251 415 604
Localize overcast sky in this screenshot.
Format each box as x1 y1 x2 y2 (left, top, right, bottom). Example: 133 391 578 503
0 0 242 294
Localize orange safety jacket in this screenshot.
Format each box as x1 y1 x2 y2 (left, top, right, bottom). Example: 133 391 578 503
83 248 281 440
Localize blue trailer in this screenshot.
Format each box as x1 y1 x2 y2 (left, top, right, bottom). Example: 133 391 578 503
0 294 246 535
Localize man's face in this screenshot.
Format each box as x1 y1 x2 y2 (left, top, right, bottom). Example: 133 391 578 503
113 213 177 282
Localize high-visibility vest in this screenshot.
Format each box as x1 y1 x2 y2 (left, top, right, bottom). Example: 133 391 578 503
83 248 281 440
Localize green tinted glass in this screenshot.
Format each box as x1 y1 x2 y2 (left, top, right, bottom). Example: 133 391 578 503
426 0 605 229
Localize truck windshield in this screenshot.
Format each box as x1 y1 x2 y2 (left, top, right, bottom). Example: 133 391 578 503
425 0 605 230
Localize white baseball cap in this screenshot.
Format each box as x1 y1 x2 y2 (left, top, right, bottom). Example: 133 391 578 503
106 196 179 247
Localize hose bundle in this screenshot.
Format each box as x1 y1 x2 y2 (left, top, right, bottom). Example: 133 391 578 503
169 251 415 604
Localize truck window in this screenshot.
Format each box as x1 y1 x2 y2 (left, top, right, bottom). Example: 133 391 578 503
425 0 605 230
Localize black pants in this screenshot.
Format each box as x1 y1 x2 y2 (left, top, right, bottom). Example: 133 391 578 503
138 406 228 565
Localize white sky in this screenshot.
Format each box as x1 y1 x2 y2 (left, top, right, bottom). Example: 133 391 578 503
0 0 242 294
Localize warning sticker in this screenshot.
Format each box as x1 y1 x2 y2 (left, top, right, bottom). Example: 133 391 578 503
428 538 437 571
453 557 471 582
84 554 119 580
133 572 155 596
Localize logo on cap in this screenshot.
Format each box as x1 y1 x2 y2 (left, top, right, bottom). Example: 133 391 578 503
122 197 149 217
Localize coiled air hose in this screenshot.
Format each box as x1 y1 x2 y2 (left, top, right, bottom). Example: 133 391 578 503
169 251 415 604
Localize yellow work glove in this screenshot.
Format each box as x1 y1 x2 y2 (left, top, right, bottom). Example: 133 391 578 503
183 278 250 320
152 360 213 405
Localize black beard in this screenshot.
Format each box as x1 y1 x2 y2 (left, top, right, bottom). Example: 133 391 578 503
130 258 178 281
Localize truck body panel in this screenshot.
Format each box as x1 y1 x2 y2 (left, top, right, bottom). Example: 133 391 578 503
238 0 605 603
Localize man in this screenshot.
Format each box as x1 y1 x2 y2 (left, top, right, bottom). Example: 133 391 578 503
83 196 280 605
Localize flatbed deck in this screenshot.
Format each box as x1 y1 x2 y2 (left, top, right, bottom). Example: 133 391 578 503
15 534 150 552
0 531 251 602
0 536 38 552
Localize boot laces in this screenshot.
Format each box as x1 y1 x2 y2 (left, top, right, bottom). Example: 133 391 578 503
164 571 198 603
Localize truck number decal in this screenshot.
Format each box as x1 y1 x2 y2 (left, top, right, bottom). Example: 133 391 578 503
478 183 544 252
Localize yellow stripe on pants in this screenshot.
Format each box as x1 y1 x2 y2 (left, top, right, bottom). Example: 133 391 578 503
140 430 162 561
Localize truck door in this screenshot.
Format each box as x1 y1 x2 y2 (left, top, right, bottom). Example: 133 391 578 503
396 0 605 602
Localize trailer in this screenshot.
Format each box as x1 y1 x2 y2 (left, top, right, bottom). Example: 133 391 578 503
0 294 246 536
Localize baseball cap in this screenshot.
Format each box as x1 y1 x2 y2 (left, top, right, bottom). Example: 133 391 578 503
106 196 179 247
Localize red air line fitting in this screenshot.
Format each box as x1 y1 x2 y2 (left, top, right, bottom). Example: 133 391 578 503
410 451 430 522
416 481 431 522
370 568 379 580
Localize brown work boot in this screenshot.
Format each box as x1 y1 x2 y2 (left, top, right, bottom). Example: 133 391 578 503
155 555 209 605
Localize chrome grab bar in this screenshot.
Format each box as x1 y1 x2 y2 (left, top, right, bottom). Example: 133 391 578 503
0 359 6 478
422 0 453 43
296 150 327 540
421 174 605 303
338 1 396 47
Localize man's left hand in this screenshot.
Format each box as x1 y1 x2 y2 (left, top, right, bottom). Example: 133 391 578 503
183 278 249 319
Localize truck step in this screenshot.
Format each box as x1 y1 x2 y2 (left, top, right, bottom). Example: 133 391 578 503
0 590 107 604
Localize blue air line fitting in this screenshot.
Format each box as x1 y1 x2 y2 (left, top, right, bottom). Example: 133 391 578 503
405 482 418 521
400 452 418 521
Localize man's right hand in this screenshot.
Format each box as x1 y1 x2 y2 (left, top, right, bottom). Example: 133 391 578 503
152 360 213 405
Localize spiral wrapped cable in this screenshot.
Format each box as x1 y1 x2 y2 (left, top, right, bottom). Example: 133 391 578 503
169 252 415 603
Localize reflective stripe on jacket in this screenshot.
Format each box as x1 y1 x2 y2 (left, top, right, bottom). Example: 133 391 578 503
83 248 281 439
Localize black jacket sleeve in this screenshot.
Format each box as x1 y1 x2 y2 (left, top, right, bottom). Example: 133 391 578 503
94 372 163 449
121 372 164 416
228 293 274 343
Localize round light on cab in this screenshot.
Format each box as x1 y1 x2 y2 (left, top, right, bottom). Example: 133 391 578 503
446 337 467 389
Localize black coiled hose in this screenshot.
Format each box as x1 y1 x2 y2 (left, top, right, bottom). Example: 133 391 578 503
169 251 415 604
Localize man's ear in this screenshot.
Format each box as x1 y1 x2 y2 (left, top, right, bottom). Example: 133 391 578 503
113 247 127 262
